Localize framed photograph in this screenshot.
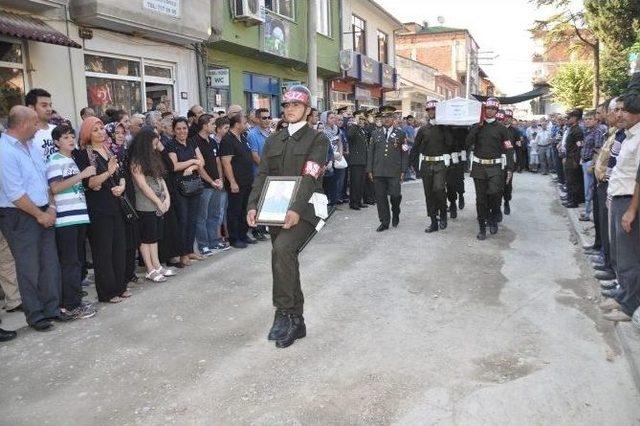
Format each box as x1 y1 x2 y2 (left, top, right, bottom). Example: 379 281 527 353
256 176 302 226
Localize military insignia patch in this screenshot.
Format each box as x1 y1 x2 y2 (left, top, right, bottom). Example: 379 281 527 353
302 161 322 178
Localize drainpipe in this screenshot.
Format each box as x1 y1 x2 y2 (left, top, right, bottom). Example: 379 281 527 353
307 0 318 107
64 5 79 126
194 43 208 111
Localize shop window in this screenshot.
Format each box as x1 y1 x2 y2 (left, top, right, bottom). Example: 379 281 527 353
317 0 331 37
0 40 25 128
265 0 295 20
377 30 388 64
84 54 175 116
352 15 366 55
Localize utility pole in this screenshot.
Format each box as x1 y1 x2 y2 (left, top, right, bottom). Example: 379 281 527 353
307 0 318 107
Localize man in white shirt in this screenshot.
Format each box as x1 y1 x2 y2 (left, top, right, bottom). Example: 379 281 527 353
25 88 56 163
602 93 640 322
536 120 553 174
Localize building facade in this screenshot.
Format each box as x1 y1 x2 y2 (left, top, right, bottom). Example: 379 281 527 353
0 0 210 127
395 23 481 99
384 55 440 119
207 0 341 115
330 0 401 111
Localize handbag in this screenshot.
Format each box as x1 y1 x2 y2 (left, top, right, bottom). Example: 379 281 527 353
177 173 204 197
333 152 348 169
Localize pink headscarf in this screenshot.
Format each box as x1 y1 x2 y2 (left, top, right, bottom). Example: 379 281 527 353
79 116 103 147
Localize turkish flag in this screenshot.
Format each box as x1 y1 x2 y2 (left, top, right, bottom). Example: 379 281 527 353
88 83 113 106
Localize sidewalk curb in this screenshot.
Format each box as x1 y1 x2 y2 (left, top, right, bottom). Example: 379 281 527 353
556 182 640 392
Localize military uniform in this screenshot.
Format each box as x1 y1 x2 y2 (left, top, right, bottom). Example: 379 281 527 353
446 126 468 217
367 124 408 229
248 84 328 348
346 120 368 209
362 119 377 204
466 118 514 238
502 122 520 216
410 121 453 231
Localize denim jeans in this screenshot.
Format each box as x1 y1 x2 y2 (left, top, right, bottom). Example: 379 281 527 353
538 145 552 174
196 187 222 251
174 192 201 256
581 161 595 216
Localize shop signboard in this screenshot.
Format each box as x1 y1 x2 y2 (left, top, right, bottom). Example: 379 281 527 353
355 86 371 101
380 63 395 89
144 0 180 17
359 55 379 85
263 15 290 58
208 68 230 87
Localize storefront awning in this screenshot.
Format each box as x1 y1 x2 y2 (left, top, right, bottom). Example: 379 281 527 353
0 10 81 48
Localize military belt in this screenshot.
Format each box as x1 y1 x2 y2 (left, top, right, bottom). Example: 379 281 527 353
472 157 503 165
423 156 444 162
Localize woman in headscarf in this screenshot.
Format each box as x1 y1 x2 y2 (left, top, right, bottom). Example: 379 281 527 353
320 110 346 206
74 117 130 303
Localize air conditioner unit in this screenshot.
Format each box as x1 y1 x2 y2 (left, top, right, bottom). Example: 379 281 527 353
232 0 265 24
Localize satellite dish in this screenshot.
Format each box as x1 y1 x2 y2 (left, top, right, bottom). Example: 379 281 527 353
437 16 445 24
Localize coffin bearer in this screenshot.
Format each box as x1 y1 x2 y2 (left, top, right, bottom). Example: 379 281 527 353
466 98 514 240
501 109 520 218
446 127 468 218
410 100 454 233
346 109 369 210
367 106 408 232
247 85 329 349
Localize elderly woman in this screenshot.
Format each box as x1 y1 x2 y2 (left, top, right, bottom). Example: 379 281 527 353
74 117 131 303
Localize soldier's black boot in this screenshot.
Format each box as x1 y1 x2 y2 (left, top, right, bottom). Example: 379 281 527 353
275 314 306 348
439 208 448 229
450 203 457 219
489 217 499 235
425 216 439 233
268 310 289 341
504 200 511 215
458 194 465 210
477 221 487 241
391 196 401 227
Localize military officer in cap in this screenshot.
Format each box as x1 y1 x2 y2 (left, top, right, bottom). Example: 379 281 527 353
501 109 520 218
367 105 408 231
410 100 454 233
346 109 369 210
465 97 514 240
247 85 328 348
362 109 378 205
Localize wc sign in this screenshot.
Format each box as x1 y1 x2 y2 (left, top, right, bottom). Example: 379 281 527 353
208 69 230 88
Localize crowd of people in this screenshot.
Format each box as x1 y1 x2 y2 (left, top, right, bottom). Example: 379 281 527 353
1 83 640 342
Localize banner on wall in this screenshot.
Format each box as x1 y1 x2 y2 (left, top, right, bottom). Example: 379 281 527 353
263 15 289 58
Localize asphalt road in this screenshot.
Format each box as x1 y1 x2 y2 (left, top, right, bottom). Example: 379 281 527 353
1 172 639 425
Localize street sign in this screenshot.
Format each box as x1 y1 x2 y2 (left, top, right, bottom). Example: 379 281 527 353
208 69 230 87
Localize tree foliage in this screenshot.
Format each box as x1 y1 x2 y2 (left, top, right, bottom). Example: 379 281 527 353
549 62 594 109
600 47 631 97
584 0 640 51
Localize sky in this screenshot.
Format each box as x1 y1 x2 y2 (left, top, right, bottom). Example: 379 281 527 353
375 0 584 96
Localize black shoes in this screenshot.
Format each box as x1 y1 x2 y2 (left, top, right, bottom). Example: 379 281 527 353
275 314 306 348
392 215 400 228
425 216 439 233
601 280 618 290
439 210 448 230
31 319 53 332
231 240 248 249
359 203 369 208
458 195 465 210
504 201 511 215
243 236 258 245
0 328 16 342
6 304 22 313
252 230 267 241
595 270 616 281
450 204 457 219
268 310 289 341
489 219 498 235
496 209 503 223
349 205 361 210
563 202 579 208
477 222 487 241
376 224 389 232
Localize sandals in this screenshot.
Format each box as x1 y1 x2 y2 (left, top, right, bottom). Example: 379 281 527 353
108 296 123 303
120 289 133 298
188 253 204 261
158 267 177 277
145 270 167 283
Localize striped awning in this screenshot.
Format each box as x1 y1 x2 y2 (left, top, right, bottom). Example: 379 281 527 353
0 10 81 49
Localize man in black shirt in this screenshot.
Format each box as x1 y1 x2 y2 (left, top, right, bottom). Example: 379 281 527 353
192 114 225 255
220 113 255 248
346 110 369 210
563 109 585 208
